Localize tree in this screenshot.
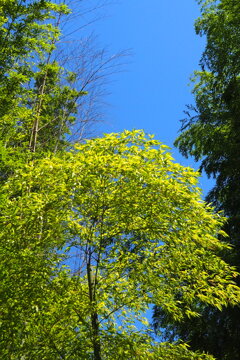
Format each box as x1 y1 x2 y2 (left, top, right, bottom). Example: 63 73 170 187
0 0 123 182
1 130 240 359
0 0 84 187
153 1 240 359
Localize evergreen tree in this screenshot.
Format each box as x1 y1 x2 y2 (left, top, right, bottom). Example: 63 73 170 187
154 1 240 359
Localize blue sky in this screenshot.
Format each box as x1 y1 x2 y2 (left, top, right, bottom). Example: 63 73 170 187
73 0 214 195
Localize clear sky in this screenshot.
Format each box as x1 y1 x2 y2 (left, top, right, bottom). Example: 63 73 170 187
73 0 214 195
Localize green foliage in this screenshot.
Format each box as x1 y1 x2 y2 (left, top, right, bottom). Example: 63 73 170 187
0 0 86 179
162 0 240 358
1 130 240 358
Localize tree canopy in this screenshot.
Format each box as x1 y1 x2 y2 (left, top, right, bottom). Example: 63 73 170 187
1 130 240 358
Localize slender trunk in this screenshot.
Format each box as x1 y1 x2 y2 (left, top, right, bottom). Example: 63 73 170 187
91 312 101 360
29 14 61 152
87 262 101 360
29 47 51 152
29 71 48 152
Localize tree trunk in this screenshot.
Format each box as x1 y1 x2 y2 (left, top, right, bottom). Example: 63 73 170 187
87 262 101 360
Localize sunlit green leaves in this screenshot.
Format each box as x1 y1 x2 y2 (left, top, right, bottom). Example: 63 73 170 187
1 130 240 358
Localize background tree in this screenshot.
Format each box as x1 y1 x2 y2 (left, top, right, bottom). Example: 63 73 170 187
0 0 123 182
1 130 240 359
0 0 81 184
154 1 240 359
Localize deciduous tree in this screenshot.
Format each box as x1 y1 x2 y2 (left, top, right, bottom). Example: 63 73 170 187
1 130 240 359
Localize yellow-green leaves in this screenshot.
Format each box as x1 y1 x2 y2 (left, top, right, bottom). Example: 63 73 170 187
1 130 240 359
